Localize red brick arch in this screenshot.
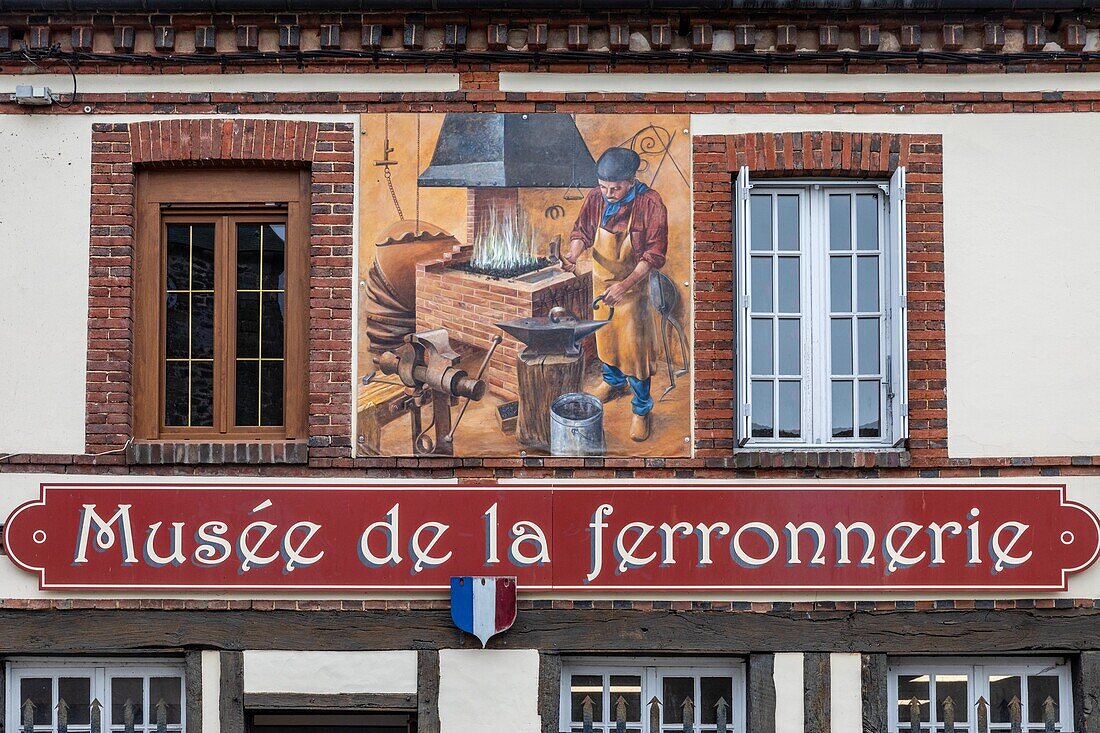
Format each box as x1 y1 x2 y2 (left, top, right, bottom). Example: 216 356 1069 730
128 119 320 167
724 131 913 177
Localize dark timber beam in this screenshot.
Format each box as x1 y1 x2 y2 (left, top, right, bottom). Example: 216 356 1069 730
861 653 888 733
804 653 830 733
184 651 203 733
539 652 563 733
747 653 776 733
243 693 415 710
1074 651 1100 733
220 651 244 733
0 608 1096 654
417 650 441 733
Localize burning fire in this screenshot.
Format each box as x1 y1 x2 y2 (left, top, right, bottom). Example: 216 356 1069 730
472 205 538 272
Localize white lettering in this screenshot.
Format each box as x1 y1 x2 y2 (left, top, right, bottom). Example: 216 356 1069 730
74 504 137 565
992 521 1033 572
616 521 657 573
731 522 779 567
359 504 402 567
411 522 451 573
885 522 926 573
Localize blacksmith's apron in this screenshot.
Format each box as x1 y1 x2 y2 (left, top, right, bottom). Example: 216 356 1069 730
591 212 657 381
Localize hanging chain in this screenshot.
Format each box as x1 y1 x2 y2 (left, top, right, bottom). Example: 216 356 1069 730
381 114 404 220
415 113 422 232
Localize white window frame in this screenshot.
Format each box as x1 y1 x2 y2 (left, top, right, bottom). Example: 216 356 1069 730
735 167 908 449
6 658 186 733
888 657 1073 732
559 657 746 733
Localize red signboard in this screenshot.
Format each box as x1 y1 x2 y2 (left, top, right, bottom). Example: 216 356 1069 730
4 483 1098 591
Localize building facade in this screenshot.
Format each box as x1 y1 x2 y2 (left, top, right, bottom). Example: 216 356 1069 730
1 2 1100 731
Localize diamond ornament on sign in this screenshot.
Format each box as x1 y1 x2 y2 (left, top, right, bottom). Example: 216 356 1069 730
450 576 517 647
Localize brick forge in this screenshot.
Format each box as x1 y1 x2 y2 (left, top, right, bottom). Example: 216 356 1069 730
416 188 593 400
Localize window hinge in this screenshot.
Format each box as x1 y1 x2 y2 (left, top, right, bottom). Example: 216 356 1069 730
740 295 750 308
901 402 909 417
740 403 752 417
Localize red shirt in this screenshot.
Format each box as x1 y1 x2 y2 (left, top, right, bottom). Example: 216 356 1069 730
569 186 669 270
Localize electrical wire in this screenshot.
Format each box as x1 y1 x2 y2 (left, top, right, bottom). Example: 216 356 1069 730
16 44 78 107
3 45 1097 71
0 437 134 464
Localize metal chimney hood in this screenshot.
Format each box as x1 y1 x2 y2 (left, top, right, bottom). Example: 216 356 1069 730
418 113 598 189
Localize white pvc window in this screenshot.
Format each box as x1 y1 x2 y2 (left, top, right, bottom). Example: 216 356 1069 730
888 658 1073 732
735 169 907 448
7 660 185 733
560 658 745 733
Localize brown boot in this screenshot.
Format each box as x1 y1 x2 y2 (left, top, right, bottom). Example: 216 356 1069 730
630 413 651 442
591 381 626 403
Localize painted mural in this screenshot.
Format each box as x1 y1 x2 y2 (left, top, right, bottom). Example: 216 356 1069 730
357 113 692 458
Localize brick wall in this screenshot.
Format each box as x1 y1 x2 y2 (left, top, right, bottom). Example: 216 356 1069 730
0 83 1095 477
85 119 355 466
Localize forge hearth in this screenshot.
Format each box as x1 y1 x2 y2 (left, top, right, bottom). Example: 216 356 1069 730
416 244 593 401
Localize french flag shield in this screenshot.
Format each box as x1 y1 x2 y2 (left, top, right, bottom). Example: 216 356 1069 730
450 576 517 648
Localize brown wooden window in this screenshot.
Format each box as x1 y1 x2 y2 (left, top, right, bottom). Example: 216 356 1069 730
134 169 308 441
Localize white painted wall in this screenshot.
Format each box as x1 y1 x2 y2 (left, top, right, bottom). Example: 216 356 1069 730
202 651 221 733
0 73 458 94
773 652 805 733
244 650 418 694
692 113 1100 458
830 653 863 733
0 115 92 454
438 649 541 733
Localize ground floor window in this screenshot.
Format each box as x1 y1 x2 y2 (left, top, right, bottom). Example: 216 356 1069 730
560 657 745 733
7 659 185 733
889 657 1072 732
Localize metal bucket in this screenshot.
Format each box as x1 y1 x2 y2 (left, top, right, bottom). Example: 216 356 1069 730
549 392 605 456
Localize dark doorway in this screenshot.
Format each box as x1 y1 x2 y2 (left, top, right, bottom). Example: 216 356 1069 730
247 711 415 733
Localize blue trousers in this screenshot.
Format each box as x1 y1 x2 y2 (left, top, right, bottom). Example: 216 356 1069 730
601 363 653 416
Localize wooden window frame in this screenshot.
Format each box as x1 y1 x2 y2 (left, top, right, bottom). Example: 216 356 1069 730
134 169 309 441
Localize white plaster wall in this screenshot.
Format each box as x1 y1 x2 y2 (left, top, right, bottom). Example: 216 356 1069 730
830 653 863 733
244 651 417 694
438 649 541 733
202 650 222 733
0 73 458 94
773 653 805 733
0 115 92 454
692 113 1100 459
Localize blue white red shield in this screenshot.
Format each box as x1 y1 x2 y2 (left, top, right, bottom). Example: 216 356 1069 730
450 576 517 647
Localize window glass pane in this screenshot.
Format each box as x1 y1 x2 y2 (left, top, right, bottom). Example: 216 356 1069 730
896 674 930 724
190 360 215 427
778 319 799 376
936 674 969 723
830 256 852 312
856 255 880 312
191 292 215 360
261 293 286 357
112 677 145 726
261 224 287 289
236 360 260 427
570 675 603 723
856 193 879 250
166 224 190 291
150 677 183 725
777 258 799 313
700 677 734 725
989 675 1022 724
1027 676 1059 724
191 224 216 290
164 362 190 426
260 360 285 427
857 317 880 375
830 318 853 375
777 195 799 251
609 675 641 723
662 677 694 724
751 319 773 375
237 223 262 290
858 380 881 438
831 381 854 438
60 677 92 726
750 257 772 313
164 293 190 360
237 292 260 358
778 381 800 439
750 195 772 251
829 194 851 251
751 380 774 438
20 677 53 726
